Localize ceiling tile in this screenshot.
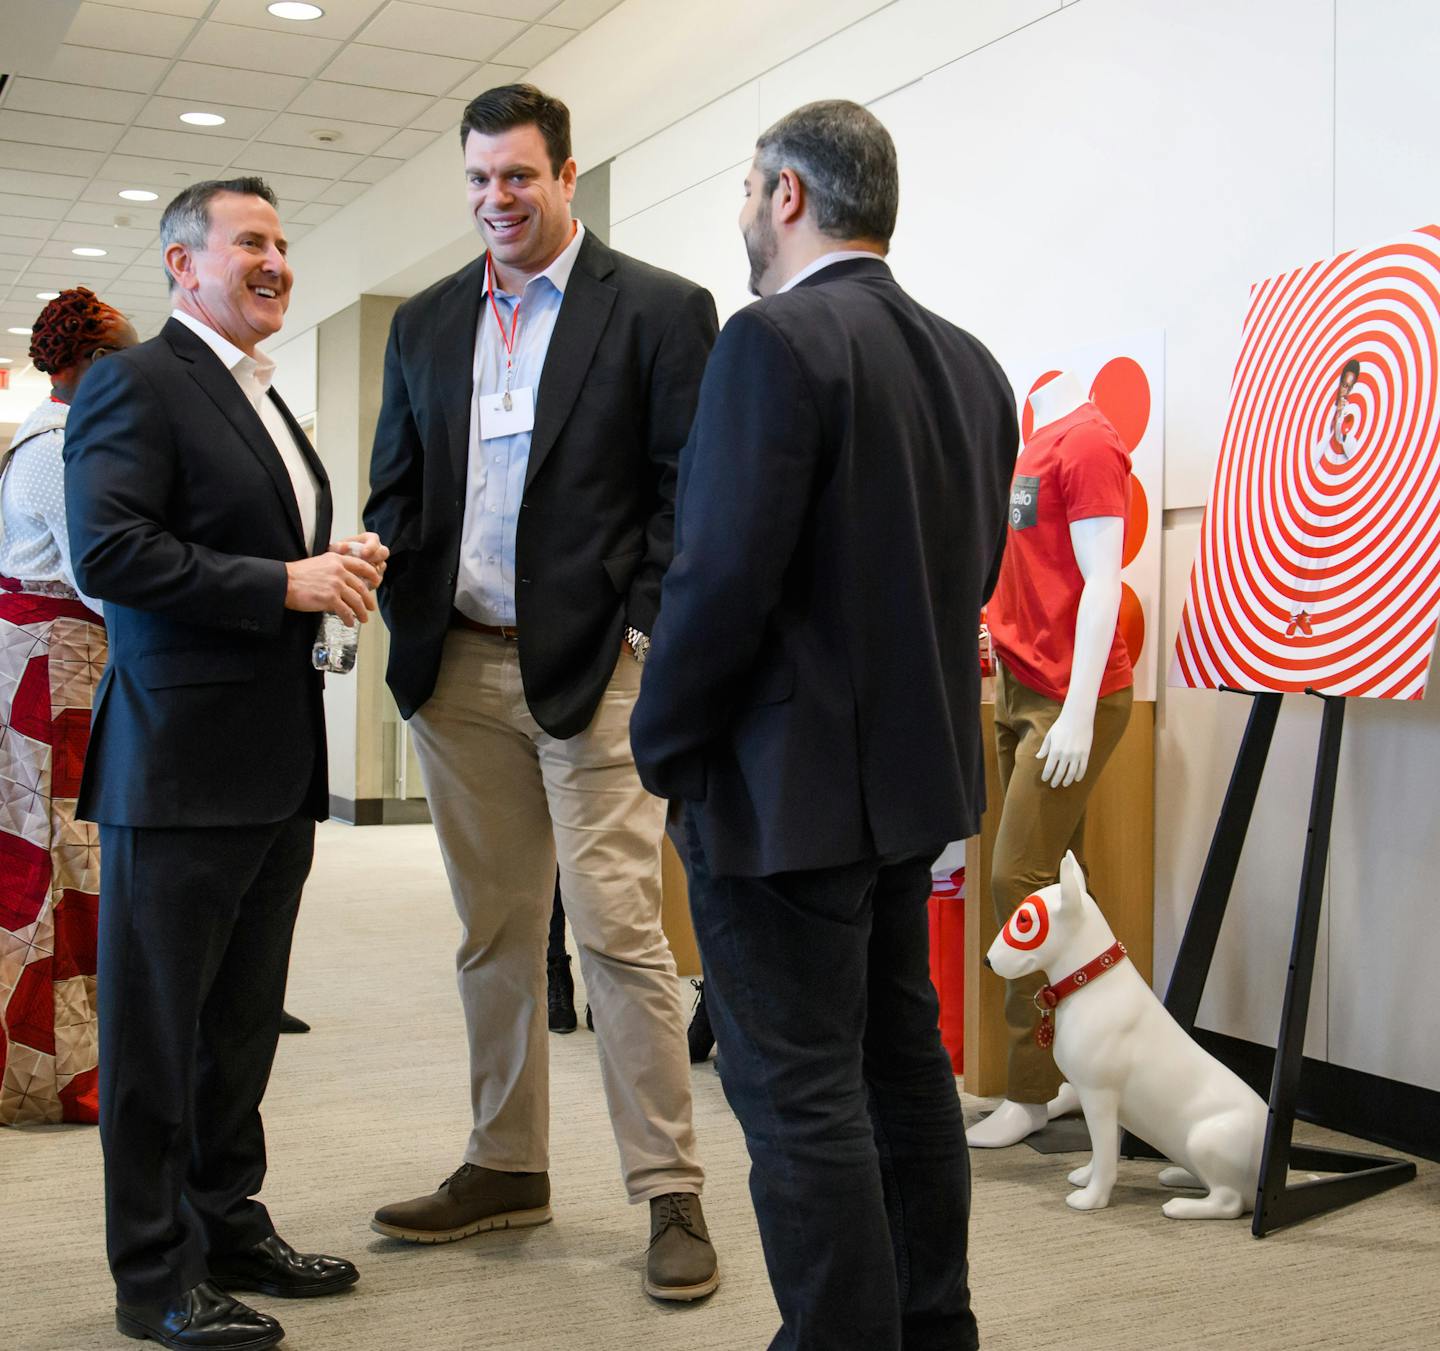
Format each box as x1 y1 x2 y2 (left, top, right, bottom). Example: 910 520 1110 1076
322 45 478 96
64 2 200 59
288 82 433 127
411 97 468 134
422 0 558 17
38 238 141 266
103 279 172 301
69 199 164 231
492 24 574 68
82 178 177 208
183 22 341 78
0 167 89 199
159 62 308 112
28 45 171 95
542 0 624 27
2 79 149 126
261 114 396 158
0 143 106 178
355 3 523 63
117 0 212 14
0 211 62 237
286 222 314 242
135 97 278 142
344 157 406 185
0 236 46 257
447 62 527 100
0 192 72 222
0 110 126 155
224 169 333 203
209 0 382 41
290 200 341 226
113 127 247 169
315 180 369 206
100 153 236 186
377 127 439 159
238 143 363 179
51 220 158 250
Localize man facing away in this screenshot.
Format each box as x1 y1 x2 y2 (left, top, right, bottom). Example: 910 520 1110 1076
363 84 720 1301
63 177 387 1350
631 101 1019 1349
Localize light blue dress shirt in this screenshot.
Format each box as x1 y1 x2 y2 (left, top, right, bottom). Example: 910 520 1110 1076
455 220 586 625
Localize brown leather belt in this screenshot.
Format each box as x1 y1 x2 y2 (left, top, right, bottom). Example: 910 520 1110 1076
452 610 518 641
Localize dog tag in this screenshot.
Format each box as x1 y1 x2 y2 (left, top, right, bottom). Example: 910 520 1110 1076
1035 1010 1054 1050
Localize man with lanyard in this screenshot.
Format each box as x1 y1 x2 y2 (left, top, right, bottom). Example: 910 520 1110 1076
364 83 720 1303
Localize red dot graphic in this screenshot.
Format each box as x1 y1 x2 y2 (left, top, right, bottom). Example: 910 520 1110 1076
1122 476 1149 568
1118 582 1145 666
1090 357 1151 451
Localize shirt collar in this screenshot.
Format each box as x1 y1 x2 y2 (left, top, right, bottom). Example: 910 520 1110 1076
170 309 275 395
484 219 586 301
777 249 885 294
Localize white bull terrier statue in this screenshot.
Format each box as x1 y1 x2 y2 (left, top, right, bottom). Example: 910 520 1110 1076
984 852 1268 1219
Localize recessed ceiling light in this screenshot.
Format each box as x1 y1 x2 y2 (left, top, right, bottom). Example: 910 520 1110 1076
119 188 159 202
0 357 13 365
269 2 324 19
73 246 108 257
36 291 60 301
180 111 226 127
7 328 32 336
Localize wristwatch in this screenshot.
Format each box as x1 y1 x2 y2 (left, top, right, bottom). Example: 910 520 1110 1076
625 625 651 665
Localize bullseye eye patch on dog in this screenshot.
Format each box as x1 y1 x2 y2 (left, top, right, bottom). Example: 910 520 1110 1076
1002 894 1050 950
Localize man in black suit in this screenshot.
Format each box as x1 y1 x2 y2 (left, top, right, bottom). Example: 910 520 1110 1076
631 101 1018 1350
364 85 719 1301
64 177 384 1351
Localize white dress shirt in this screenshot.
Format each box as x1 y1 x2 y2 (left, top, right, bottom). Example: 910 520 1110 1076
171 309 319 552
456 220 586 625
777 249 886 293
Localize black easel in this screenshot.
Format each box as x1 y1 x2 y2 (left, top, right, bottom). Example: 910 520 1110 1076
1121 687 1416 1236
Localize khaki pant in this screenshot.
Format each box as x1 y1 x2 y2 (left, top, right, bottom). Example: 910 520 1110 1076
991 660 1133 1104
409 628 702 1202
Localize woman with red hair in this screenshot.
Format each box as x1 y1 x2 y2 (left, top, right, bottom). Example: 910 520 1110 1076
0 287 136 1126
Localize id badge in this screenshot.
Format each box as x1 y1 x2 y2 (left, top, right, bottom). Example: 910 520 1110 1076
479 385 535 439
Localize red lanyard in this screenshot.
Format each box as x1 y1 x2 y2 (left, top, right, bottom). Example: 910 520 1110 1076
485 253 521 389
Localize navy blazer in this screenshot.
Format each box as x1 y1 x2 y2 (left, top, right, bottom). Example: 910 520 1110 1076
631 258 1018 876
63 318 332 828
364 231 717 736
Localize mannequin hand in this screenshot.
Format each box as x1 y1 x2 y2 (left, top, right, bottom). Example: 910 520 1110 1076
1037 707 1093 788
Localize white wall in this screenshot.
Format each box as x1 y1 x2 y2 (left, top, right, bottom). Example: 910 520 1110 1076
607 0 1440 1092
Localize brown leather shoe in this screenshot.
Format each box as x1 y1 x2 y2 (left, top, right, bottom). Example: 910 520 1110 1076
371 1164 551 1243
644 1192 719 1301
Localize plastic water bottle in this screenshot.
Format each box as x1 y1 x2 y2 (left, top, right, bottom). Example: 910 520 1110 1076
311 541 364 674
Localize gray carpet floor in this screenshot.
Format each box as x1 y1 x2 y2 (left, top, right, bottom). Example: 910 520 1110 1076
2 822 1436 1350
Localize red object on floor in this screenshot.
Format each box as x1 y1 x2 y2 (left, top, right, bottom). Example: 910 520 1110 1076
928 866 965 1073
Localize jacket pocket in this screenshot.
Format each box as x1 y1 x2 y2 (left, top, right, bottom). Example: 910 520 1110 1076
138 648 255 689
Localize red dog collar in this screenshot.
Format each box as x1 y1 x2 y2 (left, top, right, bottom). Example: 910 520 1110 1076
1033 940 1128 1049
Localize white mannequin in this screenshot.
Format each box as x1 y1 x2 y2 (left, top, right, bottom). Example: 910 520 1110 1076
967 374 1125 1149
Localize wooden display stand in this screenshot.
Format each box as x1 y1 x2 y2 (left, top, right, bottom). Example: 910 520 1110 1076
963 700 1155 1097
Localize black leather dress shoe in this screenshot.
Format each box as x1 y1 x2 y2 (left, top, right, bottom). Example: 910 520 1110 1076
210 1234 359 1300
115 1280 283 1349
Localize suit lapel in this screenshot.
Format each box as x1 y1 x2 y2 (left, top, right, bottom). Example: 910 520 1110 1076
270 387 332 555
527 234 617 487
432 258 487 493
165 319 307 551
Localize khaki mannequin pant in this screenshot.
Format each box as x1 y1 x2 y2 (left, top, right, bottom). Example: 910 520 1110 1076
991 660 1133 1104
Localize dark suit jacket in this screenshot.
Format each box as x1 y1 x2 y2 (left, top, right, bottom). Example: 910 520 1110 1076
63 317 332 828
364 231 717 736
630 258 1018 877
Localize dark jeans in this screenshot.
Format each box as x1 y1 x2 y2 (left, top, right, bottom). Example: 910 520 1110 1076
683 811 976 1351
98 815 314 1304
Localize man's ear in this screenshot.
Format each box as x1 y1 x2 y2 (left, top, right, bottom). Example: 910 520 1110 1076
165 241 196 293
774 167 806 227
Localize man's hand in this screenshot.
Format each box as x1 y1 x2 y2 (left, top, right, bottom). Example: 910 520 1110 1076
331 531 389 580
285 550 382 626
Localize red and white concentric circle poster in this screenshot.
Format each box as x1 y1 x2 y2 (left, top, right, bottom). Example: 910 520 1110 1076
1174 225 1440 699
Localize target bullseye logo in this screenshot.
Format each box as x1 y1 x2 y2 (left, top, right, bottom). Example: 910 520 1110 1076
1003 893 1050 951
1175 224 1440 700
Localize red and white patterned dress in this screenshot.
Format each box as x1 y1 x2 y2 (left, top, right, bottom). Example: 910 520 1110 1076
1 401 106 1125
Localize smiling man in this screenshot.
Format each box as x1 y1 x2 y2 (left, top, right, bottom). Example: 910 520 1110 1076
63 177 385 1351
364 86 720 1301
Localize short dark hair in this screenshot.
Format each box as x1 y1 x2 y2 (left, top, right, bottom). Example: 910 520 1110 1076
459 83 572 175
159 176 279 289
755 100 898 246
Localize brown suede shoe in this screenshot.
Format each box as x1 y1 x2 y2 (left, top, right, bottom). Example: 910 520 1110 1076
371 1164 551 1243
644 1192 719 1301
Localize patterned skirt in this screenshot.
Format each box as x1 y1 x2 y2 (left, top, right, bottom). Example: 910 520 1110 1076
0 577 106 1125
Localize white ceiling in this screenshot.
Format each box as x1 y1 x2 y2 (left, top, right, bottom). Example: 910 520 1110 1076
0 0 624 370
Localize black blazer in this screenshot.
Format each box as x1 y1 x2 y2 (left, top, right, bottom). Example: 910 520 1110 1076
364 231 717 736
631 258 1018 876
63 318 333 828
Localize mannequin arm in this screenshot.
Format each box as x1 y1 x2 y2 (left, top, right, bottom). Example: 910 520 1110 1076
1037 515 1124 787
